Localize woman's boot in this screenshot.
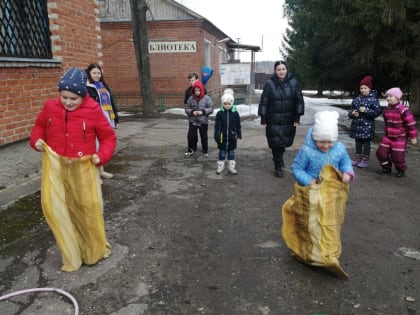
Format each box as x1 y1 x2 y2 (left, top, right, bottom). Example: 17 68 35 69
274 161 283 177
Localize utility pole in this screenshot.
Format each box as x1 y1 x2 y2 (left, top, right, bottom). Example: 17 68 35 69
129 0 155 114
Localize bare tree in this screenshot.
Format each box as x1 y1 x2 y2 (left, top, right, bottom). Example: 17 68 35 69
129 0 155 114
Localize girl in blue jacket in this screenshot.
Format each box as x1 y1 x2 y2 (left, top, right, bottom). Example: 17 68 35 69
291 111 355 186
348 75 381 168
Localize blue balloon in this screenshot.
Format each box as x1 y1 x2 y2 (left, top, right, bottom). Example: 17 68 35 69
201 66 213 85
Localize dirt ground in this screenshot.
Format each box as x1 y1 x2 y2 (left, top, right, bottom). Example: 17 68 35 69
0 110 419 315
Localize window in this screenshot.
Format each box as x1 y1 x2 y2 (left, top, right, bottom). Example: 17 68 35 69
203 39 211 67
0 0 52 59
218 46 226 64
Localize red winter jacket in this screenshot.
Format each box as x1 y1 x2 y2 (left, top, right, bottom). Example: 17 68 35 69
30 95 116 165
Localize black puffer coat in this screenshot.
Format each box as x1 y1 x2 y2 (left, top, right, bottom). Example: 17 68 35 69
214 106 242 151
258 72 305 148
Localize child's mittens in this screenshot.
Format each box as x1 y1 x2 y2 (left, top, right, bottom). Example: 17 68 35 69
35 139 44 151
92 154 100 165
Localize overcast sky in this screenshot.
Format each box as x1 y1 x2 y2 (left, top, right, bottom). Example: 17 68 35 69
174 0 288 62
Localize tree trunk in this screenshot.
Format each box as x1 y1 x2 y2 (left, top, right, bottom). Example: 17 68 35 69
129 0 155 114
410 73 420 116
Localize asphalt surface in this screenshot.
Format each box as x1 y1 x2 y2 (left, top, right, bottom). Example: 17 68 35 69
0 107 419 315
0 105 349 209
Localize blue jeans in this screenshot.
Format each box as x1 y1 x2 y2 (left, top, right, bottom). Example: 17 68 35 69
219 149 235 161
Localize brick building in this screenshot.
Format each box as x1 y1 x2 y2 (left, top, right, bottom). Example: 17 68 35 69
0 0 102 146
0 0 258 146
99 0 237 109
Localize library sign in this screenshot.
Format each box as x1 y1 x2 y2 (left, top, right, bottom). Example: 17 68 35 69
148 41 197 53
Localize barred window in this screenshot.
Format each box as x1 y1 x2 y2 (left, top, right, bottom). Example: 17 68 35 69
0 0 52 59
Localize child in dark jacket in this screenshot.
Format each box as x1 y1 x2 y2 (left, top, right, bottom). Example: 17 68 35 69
184 81 214 157
214 89 242 174
348 75 381 168
376 87 418 177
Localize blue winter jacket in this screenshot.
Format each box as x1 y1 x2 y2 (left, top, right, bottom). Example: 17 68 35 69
348 90 381 140
291 128 355 186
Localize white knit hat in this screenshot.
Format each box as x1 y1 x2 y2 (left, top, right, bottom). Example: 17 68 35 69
223 88 234 96
221 93 234 105
312 111 339 141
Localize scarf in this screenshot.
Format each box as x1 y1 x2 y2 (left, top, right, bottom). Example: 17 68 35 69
94 81 115 127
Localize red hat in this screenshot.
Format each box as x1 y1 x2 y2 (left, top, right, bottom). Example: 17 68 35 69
359 75 373 89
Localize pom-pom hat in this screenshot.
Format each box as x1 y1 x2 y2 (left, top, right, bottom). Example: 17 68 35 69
312 111 339 142
221 93 234 105
58 67 88 97
359 75 373 89
223 88 234 97
385 87 403 100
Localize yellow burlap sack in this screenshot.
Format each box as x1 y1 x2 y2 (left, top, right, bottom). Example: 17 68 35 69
40 142 111 272
281 165 349 279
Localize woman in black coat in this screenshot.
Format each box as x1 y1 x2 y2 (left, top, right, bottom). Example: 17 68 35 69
258 61 305 177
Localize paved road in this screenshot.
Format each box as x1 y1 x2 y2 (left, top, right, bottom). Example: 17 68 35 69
1 107 419 314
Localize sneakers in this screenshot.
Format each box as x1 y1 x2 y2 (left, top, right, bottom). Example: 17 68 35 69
184 149 194 158
185 150 209 158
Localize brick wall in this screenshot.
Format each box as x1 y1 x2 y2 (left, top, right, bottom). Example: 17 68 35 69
101 19 223 109
0 0 102 146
